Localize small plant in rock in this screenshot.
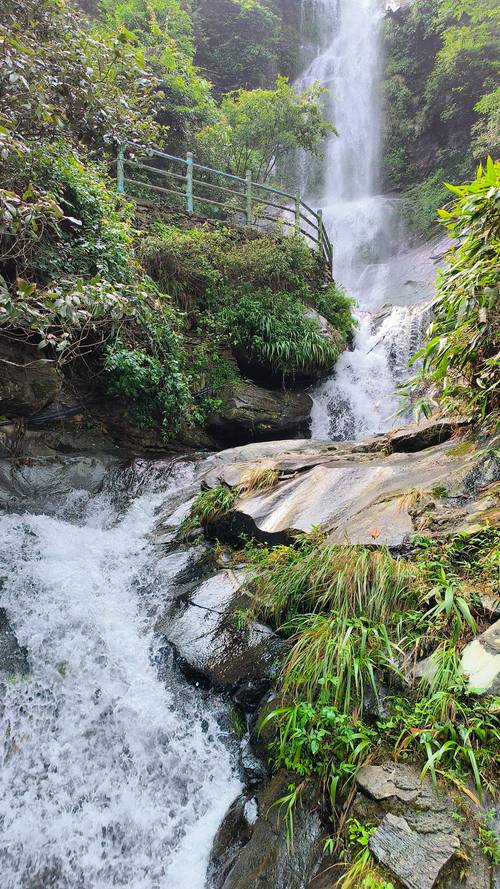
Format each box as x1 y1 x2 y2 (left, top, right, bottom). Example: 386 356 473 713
180 484 236 536
478 809 500 865
237 467 280 495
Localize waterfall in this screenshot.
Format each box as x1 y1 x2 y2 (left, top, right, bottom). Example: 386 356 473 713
299 0 439 440
0 461 241 889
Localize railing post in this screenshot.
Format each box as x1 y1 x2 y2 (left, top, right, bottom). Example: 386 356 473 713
186 152 194 213
317 208 323 253
116 143 125 194
246 170 253 225
295 194 301 234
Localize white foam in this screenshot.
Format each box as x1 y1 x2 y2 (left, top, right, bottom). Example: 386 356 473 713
0 463 241 888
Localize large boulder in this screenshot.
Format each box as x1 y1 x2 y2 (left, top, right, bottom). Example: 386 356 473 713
461 619 500 695
160 569 288 705
196 429 494 549
207 381 312 446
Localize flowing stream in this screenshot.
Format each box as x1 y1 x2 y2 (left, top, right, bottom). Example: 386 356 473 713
298 0 440 440
0 459 241 889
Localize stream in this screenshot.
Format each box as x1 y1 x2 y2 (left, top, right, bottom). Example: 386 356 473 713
0 459 241 888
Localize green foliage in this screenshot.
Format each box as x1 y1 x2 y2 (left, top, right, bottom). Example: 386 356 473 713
401 169 450 238
0 277 137 359
98 0 215 149
230 521 500 835
221 288 341 377
193 0 285 95
406 159 500 424
261 702 375 807
283 614 400 715
140 224 354 380
196 76 334 182
478 823 500 866
387 671 499 796
382 0 499 205
182 484 237 534
104 305 189 434
0 0 165 149
246 538 418 628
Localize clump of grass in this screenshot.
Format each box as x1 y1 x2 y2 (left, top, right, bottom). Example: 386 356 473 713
282 614 401 714
261 702 375 813
180 483 236 536
237 466 280 496
247 539 420 628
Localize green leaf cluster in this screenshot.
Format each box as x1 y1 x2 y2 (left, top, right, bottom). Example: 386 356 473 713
406 159 500 424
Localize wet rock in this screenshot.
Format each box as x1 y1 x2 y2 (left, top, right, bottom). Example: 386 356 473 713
198 434 485 548
0 455 117 512
207 381 312 446
357 763 422 803
209 793 255 889
388 418 469 453
0 608 29 675
239 735 269 785
214 771 324 889
413 651 439 684
461 618 500 695
0 342 61 416
161 571 288 700
369 812 460 889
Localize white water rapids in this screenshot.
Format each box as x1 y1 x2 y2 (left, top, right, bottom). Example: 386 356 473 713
299 0 440 440
0 460 241 889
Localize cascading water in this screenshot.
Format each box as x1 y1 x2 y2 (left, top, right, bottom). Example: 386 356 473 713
298 0 439 440
0 460 241 889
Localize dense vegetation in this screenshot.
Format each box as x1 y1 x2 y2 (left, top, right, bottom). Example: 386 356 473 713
383 0 499 235
0 0 349 440
404 158 499 427
222 522 499 884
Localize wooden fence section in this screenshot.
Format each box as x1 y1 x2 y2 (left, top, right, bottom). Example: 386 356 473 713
116 143 333 274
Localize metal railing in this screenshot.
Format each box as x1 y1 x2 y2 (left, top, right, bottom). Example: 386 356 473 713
116 143 333 274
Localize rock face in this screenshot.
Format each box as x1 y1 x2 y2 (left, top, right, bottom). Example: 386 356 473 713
388 417 469 453
207 381 312 446
0 337 62 417
0 352 61 416
195 424 495 549
369 813 460 889
210 771 323 889
461 618 500 695
353 762 492 889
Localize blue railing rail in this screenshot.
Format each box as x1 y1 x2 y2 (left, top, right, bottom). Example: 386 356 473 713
116 143 333 274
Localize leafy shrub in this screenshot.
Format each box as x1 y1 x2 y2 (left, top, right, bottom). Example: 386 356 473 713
30 145 133 284
0 277 137 359
406 159 500 424
261 701 375 808
139 224 227 308
0 0 165 149
104 338 188 434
